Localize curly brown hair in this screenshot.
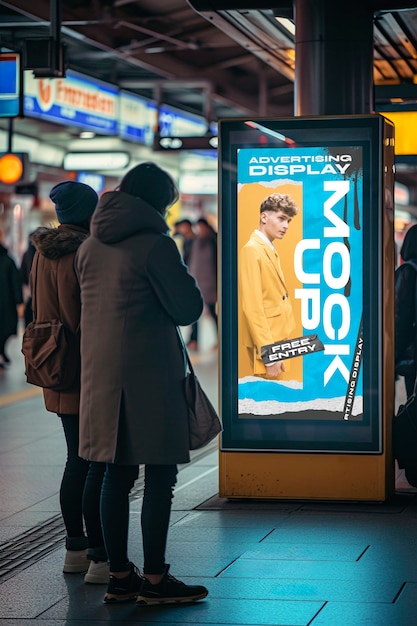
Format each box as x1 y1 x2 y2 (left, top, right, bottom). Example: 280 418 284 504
259 193 299 217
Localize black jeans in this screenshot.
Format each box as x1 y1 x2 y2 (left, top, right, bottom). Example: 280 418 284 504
59 414 106 559
100 463 178 574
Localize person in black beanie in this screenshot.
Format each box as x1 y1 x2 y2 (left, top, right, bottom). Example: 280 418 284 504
76 162 208 605
30 180 108 584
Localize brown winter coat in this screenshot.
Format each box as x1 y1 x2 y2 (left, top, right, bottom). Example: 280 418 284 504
75 191 204 465
30 224 89 414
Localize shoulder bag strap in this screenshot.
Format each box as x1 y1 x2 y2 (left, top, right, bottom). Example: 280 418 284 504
176 326 194 376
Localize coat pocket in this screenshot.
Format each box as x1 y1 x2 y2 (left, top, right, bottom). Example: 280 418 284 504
22 320 79 391
264 304 282 318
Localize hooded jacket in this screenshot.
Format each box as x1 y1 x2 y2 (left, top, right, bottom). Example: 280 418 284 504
75 191 203 465
30 224 89 414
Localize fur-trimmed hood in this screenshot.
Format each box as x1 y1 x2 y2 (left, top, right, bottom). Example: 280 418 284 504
30 224 89 260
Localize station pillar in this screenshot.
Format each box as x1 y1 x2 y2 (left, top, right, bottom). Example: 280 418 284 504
218 1 396 501
294 0 374 116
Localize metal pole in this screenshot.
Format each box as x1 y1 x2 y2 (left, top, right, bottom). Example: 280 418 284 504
7 118 13 153
294 0 374 115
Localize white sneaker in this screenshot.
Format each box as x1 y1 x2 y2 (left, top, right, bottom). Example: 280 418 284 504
63 549 89 573
84 560 110 584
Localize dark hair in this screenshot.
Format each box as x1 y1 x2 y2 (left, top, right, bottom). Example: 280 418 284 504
400 223 417 262
260 193 299 217
196 217 217 237
118 162 179 215
174 219 192 228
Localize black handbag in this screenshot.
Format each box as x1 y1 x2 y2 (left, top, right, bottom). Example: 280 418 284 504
393 388 417 487
185 355 222 450
178 329 222 450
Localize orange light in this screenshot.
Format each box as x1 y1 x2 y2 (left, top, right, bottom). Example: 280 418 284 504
0 153 23 184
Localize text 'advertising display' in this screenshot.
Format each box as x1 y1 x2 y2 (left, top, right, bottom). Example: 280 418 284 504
219 116 394 453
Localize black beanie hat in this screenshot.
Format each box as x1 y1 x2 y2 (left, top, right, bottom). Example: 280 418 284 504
118 162 179 215
49 181 98 224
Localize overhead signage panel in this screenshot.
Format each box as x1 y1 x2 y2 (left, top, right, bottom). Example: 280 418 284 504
159 104 208 136
0 52 23 118
24 70 118 134
23 71 211 145
119 91 156 144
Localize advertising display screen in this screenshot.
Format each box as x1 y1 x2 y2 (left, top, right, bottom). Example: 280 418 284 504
0 52 23 118
219 115 392 453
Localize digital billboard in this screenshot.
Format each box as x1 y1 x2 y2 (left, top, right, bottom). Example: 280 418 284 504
0 52 23 118
219 115 394 453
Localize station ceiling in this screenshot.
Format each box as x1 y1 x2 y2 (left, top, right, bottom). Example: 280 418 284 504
1 0 417 126
1 0 417 201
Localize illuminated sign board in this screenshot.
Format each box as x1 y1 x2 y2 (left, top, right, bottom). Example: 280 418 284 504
219 115 394 453
76 172 105 193
118 94 209 145
63 151 130 171
23 71 211 145
237 144 363 419
382 111 417 155
0 52 23 118
24 70 118 134
153 133 218 151
119 91 156 144
159 104 208 136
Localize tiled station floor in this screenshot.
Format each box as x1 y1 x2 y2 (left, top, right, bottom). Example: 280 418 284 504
1 319 417 626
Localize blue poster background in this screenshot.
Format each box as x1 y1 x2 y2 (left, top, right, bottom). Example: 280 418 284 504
237 146 363 420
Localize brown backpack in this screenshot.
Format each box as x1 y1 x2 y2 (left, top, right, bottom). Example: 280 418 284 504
21 254 80 391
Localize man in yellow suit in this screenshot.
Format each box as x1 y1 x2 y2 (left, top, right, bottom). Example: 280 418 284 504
239 193 299 378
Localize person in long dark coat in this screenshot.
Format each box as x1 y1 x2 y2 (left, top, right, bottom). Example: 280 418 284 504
0 230 23 367
395 223 417 398
75 162 208 605
187 217 218 350
19 234 36 327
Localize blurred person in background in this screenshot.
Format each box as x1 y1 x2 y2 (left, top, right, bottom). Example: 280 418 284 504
395 223 417 398
30 181 108 583
187 217 218 351
172 218 196 344
0 227 23 367
19 233 36 327
76 161 208 606
172 218 195 266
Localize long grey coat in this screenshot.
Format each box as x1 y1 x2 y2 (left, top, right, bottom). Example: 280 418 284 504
75 191 203 465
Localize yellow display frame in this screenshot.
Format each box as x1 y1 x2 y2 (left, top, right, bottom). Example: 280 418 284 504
218 115 396 502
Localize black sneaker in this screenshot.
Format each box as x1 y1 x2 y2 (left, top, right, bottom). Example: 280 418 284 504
103 563 144 603
136 564 208 605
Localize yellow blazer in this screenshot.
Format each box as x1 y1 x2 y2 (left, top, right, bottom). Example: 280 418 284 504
239 231 296 375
